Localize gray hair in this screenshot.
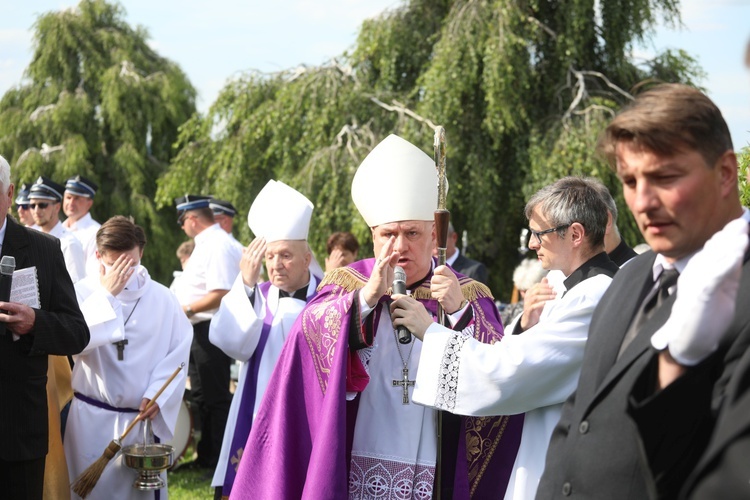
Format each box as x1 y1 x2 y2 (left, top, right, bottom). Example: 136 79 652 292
513 258 548 291
524 176 608 248
0 155 11 191
583 177 617 223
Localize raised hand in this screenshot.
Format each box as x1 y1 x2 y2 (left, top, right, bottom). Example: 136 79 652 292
325 247 348 272
520 277 556 331
100 254 135 296
652 217 749 366
362 236 399 307
241 237 266 287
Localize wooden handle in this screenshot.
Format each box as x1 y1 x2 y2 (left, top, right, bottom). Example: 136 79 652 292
118 363 184 441
435 210 450 250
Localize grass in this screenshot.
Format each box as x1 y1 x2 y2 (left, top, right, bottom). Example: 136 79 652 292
168 468 213 499
167 443 214 499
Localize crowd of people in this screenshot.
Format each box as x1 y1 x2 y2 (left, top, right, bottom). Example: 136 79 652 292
0 47 749 500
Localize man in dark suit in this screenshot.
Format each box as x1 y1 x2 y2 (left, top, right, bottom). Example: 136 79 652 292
622 41 750 500
442 222 489 285
0 155 90 499
626 218 750 499
536 84 745 499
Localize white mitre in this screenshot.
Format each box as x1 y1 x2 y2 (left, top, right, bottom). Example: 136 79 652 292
352 134 438 227
247 180 314 242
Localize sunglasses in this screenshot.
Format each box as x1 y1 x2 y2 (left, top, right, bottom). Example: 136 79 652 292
177 214 197 227
29 203 50 210
18 204 29 210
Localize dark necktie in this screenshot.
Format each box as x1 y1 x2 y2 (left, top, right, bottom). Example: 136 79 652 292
617 268 680 359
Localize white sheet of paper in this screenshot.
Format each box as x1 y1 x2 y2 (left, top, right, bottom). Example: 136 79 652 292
10 266 40 308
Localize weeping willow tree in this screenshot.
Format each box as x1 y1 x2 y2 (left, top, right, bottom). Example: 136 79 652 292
158 0 704 298
0 0 196 283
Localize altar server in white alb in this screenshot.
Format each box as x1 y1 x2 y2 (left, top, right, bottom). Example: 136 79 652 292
63 175 102 277
210 180 322 499
391 176 620 499
28 176 86 283
64 216 192 500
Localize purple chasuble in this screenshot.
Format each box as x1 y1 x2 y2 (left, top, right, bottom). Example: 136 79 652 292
229 259 523 500
221 276 320 497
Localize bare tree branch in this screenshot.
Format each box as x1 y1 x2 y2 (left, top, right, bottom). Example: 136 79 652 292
561 66 634 125
369 96 439 130
527 16 558 39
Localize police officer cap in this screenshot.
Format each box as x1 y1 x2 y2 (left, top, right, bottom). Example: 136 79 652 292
209 199 238 217
29 176 64 202
65 175 98 198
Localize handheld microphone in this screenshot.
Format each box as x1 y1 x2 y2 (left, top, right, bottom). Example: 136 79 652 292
0 255 16 336
392 265 411 344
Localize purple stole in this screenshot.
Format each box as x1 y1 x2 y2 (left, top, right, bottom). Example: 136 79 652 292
229 260 523 500
221 276 319 497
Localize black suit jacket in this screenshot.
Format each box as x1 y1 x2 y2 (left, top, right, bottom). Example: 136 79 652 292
450 253 489 287
0 216 89 461
537 251 681 499
627 249 750 499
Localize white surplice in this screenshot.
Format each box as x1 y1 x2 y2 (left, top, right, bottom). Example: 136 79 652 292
65 266 192 500
209 274 316 488
413 273 614 500
346 287 470 499
349 305 438 499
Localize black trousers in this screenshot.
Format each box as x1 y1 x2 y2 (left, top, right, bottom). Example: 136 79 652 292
0 456 45 500
189 319 232 468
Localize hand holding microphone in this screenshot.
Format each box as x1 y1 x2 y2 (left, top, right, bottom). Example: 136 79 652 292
392 266 411 344
0 255 16 336
390 266 434 342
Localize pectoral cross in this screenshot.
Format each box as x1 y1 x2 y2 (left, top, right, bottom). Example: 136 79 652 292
113 339 128 361
392 367 415 404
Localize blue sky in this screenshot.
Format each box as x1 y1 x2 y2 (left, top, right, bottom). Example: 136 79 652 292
1 0 749 149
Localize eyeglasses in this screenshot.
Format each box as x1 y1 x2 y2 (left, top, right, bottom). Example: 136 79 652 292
29 203 50 210
178 214 197 227
529 224 570 245
18 204 29 210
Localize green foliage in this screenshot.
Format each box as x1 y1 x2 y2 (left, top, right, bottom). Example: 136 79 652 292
739 147 750 208
0 0 196 283
158 0 701 299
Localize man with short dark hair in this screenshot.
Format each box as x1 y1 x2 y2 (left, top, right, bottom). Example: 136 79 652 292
620 39 750 500
65 216 192 498
173 195 241 470
536 83 746 500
